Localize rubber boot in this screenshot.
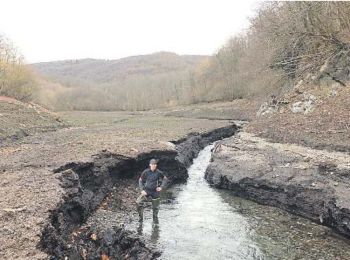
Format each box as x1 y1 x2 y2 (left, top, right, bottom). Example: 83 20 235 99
137 204 144 222
136 195 145 222
152 198 160 224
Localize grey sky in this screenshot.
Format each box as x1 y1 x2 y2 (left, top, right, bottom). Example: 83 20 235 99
0 0 260 63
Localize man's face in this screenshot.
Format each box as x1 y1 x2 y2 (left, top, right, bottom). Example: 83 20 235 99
150 163 157 171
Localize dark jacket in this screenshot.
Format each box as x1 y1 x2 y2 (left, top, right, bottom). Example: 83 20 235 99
139 168 168 191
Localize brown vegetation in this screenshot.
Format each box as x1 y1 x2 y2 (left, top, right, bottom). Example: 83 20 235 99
32 52 209 111
0 35 37 101
193 2 350 101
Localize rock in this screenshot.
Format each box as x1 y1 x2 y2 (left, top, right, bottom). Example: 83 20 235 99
329 89 338 97
0 227 15 235
291 94 317 114
60 169 80 189
90 233 97 241
2 206 27 213
256 102 278 117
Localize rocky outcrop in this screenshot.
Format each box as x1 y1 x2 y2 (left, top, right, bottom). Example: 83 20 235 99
205 132 350 238
41 124 238 259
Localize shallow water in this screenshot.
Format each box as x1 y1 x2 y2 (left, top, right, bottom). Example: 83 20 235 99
127 145 350 259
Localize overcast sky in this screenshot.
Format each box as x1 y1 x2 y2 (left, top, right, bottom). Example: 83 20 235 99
0 0 260 63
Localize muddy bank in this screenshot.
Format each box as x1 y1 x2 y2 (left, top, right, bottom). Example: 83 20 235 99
41 124 238 259
205 132 350 238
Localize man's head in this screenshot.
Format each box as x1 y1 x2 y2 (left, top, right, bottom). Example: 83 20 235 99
149 158 158 171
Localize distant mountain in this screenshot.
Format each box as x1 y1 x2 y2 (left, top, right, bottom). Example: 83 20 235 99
31 52 210 111
32 52 209 87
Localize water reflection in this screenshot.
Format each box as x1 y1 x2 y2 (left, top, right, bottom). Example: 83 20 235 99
150 224 160 243
137 221 161 244
218 190 350 259
137 222 143 236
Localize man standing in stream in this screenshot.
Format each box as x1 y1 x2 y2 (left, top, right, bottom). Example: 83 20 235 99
136 158 169 224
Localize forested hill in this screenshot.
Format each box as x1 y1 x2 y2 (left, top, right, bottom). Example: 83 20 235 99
31 52 209 110
32 52 207 85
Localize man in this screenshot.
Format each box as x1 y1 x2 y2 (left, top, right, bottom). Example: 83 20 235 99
136 158 168 223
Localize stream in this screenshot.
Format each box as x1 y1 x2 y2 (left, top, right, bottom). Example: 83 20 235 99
93 144 350 259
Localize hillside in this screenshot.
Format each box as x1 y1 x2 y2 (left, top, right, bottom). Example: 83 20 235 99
0 96 65 144
33 52 206 85
31 52 209 111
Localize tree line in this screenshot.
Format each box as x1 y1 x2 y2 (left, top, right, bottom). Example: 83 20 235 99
1 2 350 109
0 35 36 101
190 2 350 103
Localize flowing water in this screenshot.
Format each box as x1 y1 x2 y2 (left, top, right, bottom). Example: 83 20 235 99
110 144 350 259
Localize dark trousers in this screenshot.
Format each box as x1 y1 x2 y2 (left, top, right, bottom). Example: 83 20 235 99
136 189 160 222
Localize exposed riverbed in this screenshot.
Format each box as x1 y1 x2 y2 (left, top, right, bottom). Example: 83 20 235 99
93 144 350 259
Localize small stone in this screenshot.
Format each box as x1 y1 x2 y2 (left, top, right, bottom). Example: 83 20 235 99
61 169 79 181
334 182 339 186
329 89 338 97
90 233 97 241
3 207 27 213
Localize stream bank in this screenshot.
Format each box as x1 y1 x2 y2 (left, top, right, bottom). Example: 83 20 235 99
40 124 238 259
205 131 350 239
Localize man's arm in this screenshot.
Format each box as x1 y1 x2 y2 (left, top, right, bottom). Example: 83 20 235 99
159 171 169 189
139 170 147 190
160 177 168 189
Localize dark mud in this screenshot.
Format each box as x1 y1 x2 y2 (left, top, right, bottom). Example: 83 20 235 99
40 124 238 259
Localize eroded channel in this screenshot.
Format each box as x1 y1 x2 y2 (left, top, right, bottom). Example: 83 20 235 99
96 144 350 259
